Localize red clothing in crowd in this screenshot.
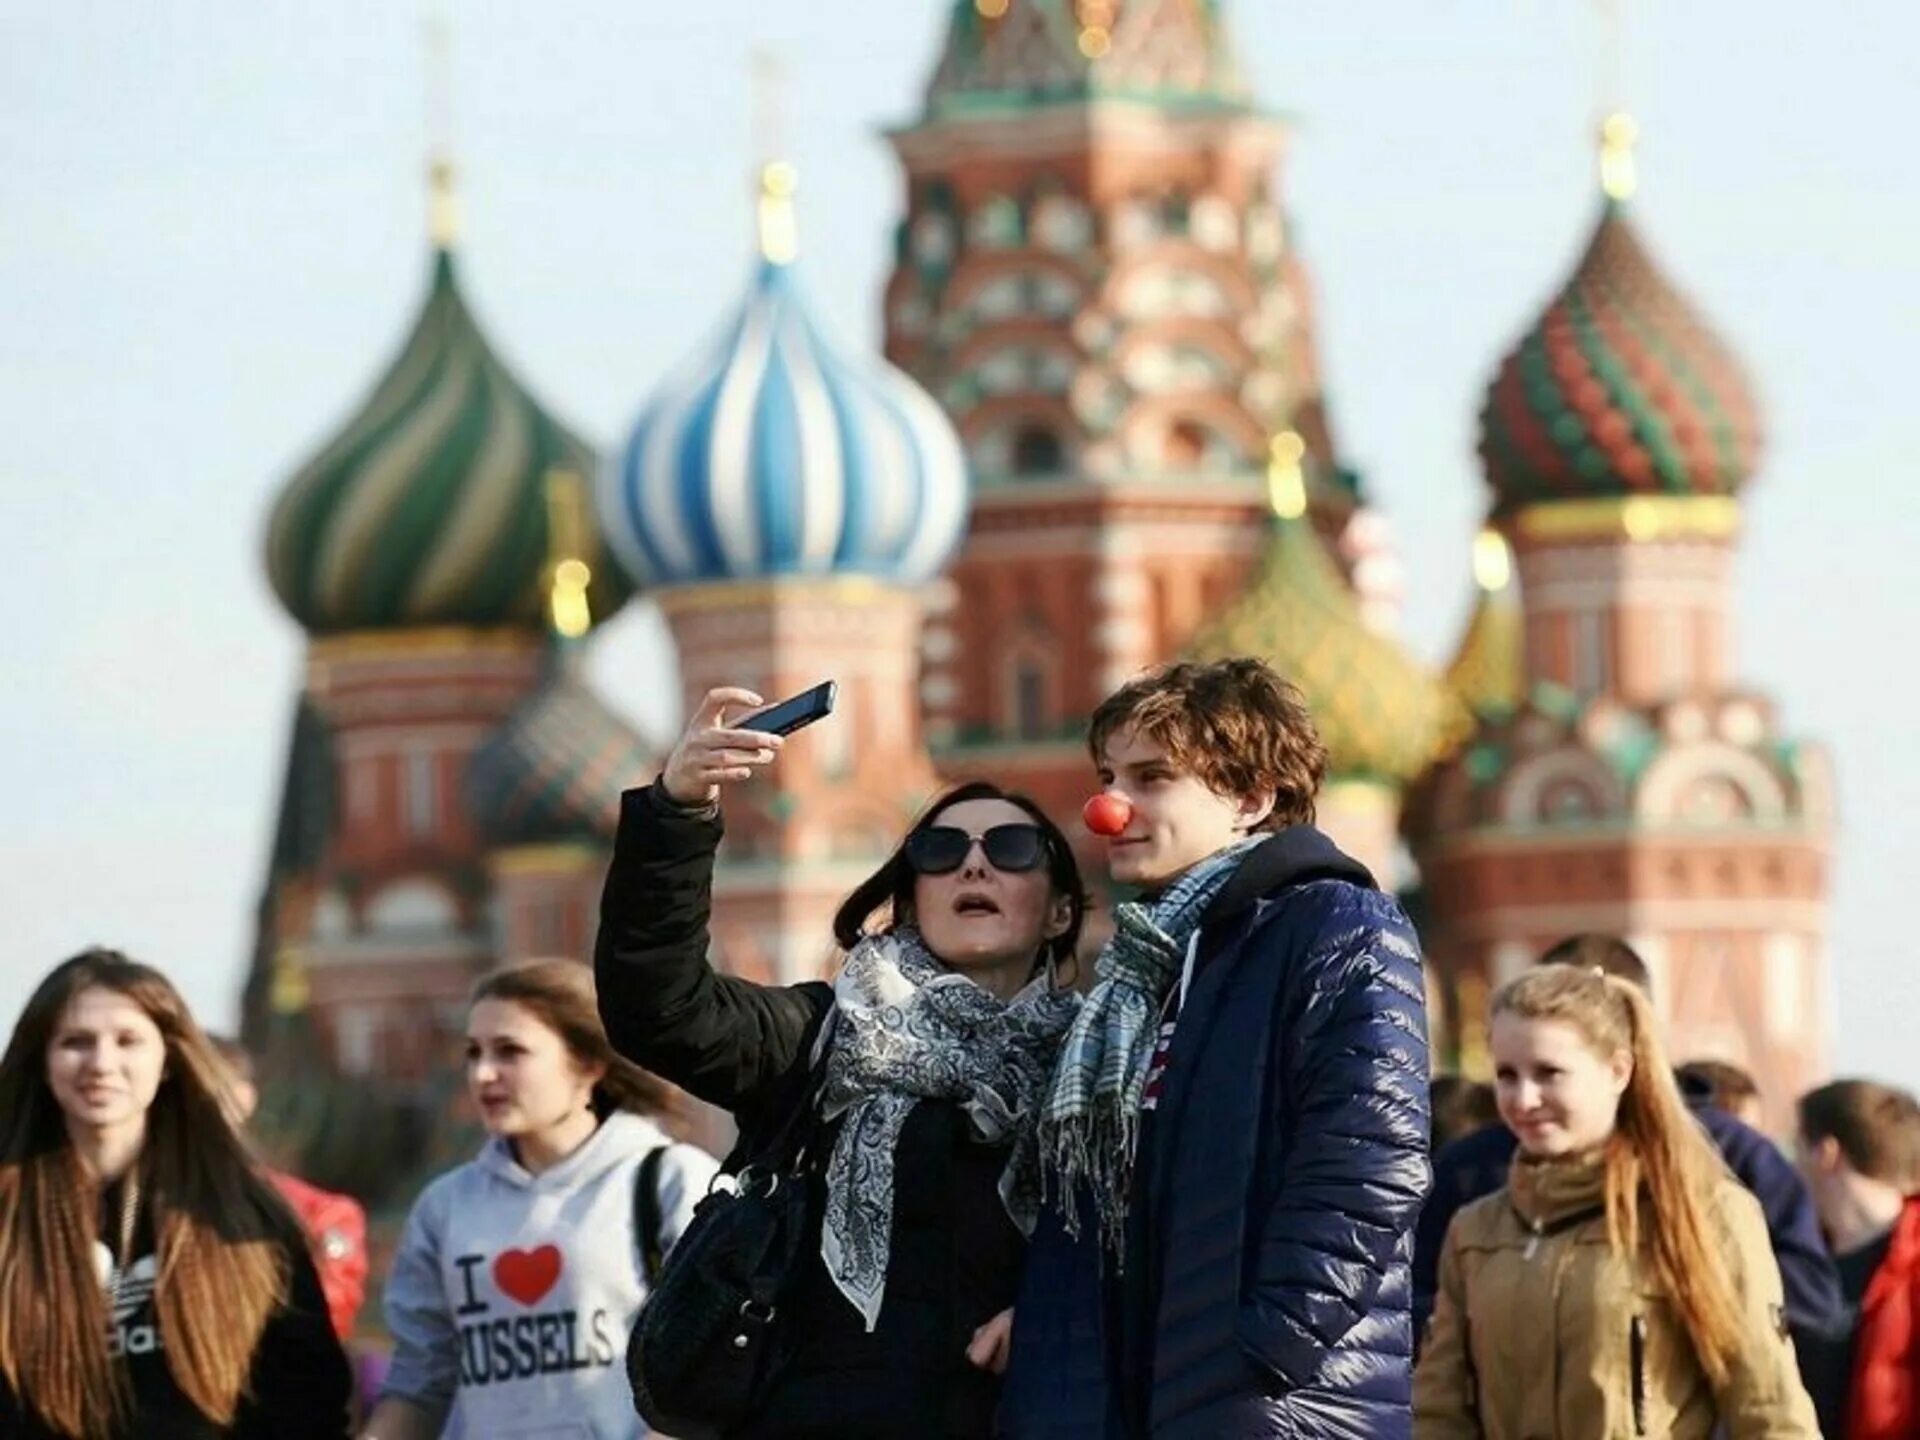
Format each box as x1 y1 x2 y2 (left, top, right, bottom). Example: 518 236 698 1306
1850 1195 1920 1440
270 1170 367 1340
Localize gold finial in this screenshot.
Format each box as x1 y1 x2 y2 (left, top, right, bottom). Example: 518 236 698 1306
543 469 593 640
1076 0 1114 57
269 947 310 1015
751 51 798 265
975 0 1010 16
428 155 460 248
1266 430 1308 520
1471 527 1514 592
425 13 460 247
757 161 800 265
1599 111 1638 202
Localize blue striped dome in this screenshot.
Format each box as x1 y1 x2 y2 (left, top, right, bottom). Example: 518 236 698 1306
599 254 969 588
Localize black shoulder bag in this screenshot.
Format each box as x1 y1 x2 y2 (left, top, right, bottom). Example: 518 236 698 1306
626 1066 824 1439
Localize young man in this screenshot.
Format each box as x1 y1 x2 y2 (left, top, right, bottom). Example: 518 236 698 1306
1797 1079 1920 1440
1002 659 1431 1439
1409 935 1844 1369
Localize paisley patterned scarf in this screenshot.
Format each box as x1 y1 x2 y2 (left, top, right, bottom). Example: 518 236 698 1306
817 927 1081 1332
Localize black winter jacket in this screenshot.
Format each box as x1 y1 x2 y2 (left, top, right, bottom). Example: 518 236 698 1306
999 827 1433 1439
595 782 1024 1439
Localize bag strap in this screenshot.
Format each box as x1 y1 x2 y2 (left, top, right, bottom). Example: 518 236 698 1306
634 1145 668 1288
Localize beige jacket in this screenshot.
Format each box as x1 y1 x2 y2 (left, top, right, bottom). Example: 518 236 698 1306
1413 1150 1819 1439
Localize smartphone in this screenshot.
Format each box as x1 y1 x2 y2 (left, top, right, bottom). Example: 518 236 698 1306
738 680 838 737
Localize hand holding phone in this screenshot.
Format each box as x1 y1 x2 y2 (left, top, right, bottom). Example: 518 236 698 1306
659 683 836 808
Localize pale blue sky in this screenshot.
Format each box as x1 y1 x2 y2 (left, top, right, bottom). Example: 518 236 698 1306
3 2 1915 1093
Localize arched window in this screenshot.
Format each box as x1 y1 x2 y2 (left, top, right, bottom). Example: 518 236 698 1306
1164 420 1208 468
1012 425 1064 477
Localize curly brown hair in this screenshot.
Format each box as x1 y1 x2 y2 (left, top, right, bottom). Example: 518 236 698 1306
1087 658 1329 829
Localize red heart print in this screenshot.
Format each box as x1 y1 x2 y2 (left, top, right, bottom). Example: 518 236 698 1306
493 1245 563 1306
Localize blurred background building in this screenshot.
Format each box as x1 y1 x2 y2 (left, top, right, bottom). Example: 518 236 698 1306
241 0 1831 1215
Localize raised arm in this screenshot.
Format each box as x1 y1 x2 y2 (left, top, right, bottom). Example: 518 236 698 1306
594 688 829 1111
1238 890 1432 1388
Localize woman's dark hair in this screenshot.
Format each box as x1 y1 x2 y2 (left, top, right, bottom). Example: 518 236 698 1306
832 780 1087 979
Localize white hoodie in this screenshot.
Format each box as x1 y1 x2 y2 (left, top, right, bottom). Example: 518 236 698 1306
381 1111 719 1439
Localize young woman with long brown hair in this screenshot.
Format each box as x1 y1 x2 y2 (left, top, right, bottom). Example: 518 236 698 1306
361 958 719 1440
0 948 351 1439
1414 963 1817 1438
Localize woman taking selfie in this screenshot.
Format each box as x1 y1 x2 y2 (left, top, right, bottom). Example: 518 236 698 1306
595 687 1087 1439
361 959 718 1440
1414 963 1818 1439
0 949 351 1439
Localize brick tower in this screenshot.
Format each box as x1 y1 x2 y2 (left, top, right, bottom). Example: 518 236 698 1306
1409 119 1835 1124
884 0 1379 822
597 161 969 988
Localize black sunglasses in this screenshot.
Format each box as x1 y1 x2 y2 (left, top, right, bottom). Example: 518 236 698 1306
903 823 1048 876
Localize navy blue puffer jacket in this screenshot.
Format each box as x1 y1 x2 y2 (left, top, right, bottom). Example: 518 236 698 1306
1001 828 1432 1439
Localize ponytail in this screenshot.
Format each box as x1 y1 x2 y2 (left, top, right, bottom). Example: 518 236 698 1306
1492 965 1745 1387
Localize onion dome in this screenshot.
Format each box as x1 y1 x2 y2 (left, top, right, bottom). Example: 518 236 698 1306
925 0 1253 118
266 160 632 633
1189 434 1470 785
1445 529 1524 722
1478 116 1761 515
600 163 968 589
467 662 657 847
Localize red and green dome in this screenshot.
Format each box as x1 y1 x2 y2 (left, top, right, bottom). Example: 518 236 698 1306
1478 199 1761 514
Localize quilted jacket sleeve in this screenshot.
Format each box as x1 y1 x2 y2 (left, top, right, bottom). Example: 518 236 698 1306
594 781 831 1112
1236 890 1432 1389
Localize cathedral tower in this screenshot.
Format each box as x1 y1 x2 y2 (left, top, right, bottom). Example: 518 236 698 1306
1410 119 1834 1122
597 161 969 986
252 158 634 1084
885 0 1373 820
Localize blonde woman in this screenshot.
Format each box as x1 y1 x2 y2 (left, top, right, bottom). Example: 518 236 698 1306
1414 963 1817 1439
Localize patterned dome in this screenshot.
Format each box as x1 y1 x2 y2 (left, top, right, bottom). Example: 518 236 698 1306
600 169 968 589
467 659 657 847
1190 437 1470 785
1478 191 1761 514
266 247 632 633
925 0 1251 118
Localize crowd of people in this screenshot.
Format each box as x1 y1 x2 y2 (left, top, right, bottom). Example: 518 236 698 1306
0 656 1914 1438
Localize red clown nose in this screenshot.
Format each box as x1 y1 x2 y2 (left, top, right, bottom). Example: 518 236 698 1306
1082 793 1133 838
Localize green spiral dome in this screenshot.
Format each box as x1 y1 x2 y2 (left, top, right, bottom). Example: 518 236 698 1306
266 249 632 634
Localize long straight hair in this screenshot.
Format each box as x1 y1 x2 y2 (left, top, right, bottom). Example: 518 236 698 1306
831 780 1088 981
1492 964 1745 1386
0 950 302 1437
471 959 680 1123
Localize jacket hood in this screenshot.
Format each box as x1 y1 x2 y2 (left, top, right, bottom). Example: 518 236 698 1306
475 1109 671 1192
1204 823 1376 924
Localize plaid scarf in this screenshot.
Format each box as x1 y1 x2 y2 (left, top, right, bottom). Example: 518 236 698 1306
1036 836 1263 1251
818 928 1081 1331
